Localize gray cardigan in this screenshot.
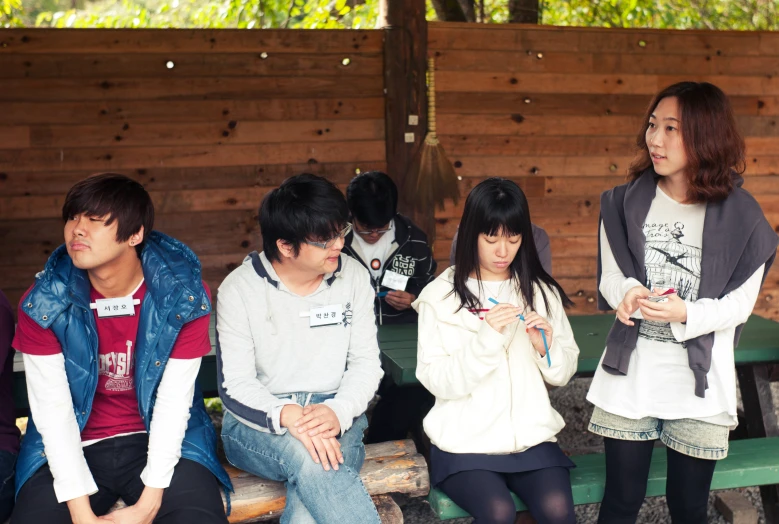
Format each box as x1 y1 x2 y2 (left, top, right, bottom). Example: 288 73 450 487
597 170 778 398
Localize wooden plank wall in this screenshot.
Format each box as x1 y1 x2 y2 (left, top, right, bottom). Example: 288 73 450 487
429 22 779 318
0 29 386 311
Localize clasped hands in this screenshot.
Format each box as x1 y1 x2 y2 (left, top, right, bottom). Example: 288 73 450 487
281 403 344 471
617 285 687 326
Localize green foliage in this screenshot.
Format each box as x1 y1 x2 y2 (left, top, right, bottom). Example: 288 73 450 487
204 397 223 413
27 0 379 28
14 0 779 30
2 0 25 27
539 0 778 30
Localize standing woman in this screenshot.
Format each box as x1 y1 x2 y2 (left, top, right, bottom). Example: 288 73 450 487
413 178 580 524
588 82 778 523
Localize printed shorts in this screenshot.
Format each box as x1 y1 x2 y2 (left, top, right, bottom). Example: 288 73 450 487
589 406 730 460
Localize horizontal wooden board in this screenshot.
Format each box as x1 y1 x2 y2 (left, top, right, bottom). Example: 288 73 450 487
438 135 638 157
439 136 779 160
429 23 771 57
0 161 386 196
23 119 384 149
0 52 382 79
437 92 776 117
0 97 384 125
435 49 594 74
0 126 30 149
448 157 779 180
435 71 779 97
543 176 625 197
450 155 635 178
0 29 382 54
437 114 642 137
437 114 779 140
0 76 384 102
435 49 779 77
0 140 386 172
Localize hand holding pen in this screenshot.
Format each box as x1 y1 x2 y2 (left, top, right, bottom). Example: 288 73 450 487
488 298 552 367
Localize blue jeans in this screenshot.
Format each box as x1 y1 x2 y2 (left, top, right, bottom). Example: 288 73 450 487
0 450 16 522
221 393 380 524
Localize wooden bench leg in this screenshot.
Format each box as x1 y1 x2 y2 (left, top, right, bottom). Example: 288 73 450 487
737 364 779 523
373 494 403 524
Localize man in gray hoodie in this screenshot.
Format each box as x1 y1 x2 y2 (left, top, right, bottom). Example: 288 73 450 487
216 174 384 524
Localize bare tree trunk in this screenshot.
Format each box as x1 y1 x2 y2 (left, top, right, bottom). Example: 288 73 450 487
508 0 538 23
429 0 471 21
456 0 476 21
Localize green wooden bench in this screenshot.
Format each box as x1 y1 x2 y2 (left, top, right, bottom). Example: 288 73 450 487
428 437 779 520
376 314 779 523
377 314 779 386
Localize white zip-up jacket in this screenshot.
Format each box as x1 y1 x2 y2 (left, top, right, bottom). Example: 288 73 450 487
412 268 580 454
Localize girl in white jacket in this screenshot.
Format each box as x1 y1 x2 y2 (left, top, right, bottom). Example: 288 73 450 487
413 178 580 524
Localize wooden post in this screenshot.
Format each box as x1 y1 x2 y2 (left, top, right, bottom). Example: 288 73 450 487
378 0 427 218
736 364 779 523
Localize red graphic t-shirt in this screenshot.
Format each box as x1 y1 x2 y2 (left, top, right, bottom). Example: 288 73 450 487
13 281 212 442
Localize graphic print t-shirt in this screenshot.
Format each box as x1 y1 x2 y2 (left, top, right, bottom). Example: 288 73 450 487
639 185 705 344
13 281 212 442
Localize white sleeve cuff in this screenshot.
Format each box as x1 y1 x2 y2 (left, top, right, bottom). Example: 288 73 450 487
671 301 701 342
53 474 99 503
271 401 300 435
670 321 688 342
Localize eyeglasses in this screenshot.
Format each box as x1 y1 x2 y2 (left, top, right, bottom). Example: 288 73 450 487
303 223 353 250
354 222 392 236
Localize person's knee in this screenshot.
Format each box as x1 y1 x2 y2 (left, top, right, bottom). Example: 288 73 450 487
536 491 575 524
666 491 708 523
606 477 646 510
473 497 517 524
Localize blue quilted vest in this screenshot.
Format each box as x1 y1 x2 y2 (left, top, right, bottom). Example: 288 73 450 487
15 231 232 497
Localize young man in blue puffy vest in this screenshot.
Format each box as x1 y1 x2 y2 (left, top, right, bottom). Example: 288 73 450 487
11 174 230 524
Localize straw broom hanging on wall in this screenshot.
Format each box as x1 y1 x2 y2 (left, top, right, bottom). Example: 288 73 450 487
404 57 460 243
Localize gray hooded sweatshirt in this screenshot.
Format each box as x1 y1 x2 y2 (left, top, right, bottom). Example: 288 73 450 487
216 251 383 435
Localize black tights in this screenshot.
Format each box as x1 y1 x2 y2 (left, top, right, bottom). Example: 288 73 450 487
438 467 575 524
598 438 717 524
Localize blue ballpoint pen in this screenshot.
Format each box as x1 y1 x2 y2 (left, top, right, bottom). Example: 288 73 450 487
487 297 551 367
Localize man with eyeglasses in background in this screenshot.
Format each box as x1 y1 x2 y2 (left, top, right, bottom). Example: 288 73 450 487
343 171 437 326
342 172 437 449
216 173 384 524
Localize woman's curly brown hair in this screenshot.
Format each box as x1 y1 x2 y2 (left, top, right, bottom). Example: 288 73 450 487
628 81 745 203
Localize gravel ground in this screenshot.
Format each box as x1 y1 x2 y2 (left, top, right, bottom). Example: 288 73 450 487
204 380 772 523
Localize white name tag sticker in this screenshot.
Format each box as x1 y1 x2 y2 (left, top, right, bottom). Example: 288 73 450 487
381 270 409 291
93 296 136 318
309 304 343 327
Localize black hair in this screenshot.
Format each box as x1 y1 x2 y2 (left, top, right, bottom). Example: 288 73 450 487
62 173 154 257
345 171 398 228
259 173 349 262
451 177 573 314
